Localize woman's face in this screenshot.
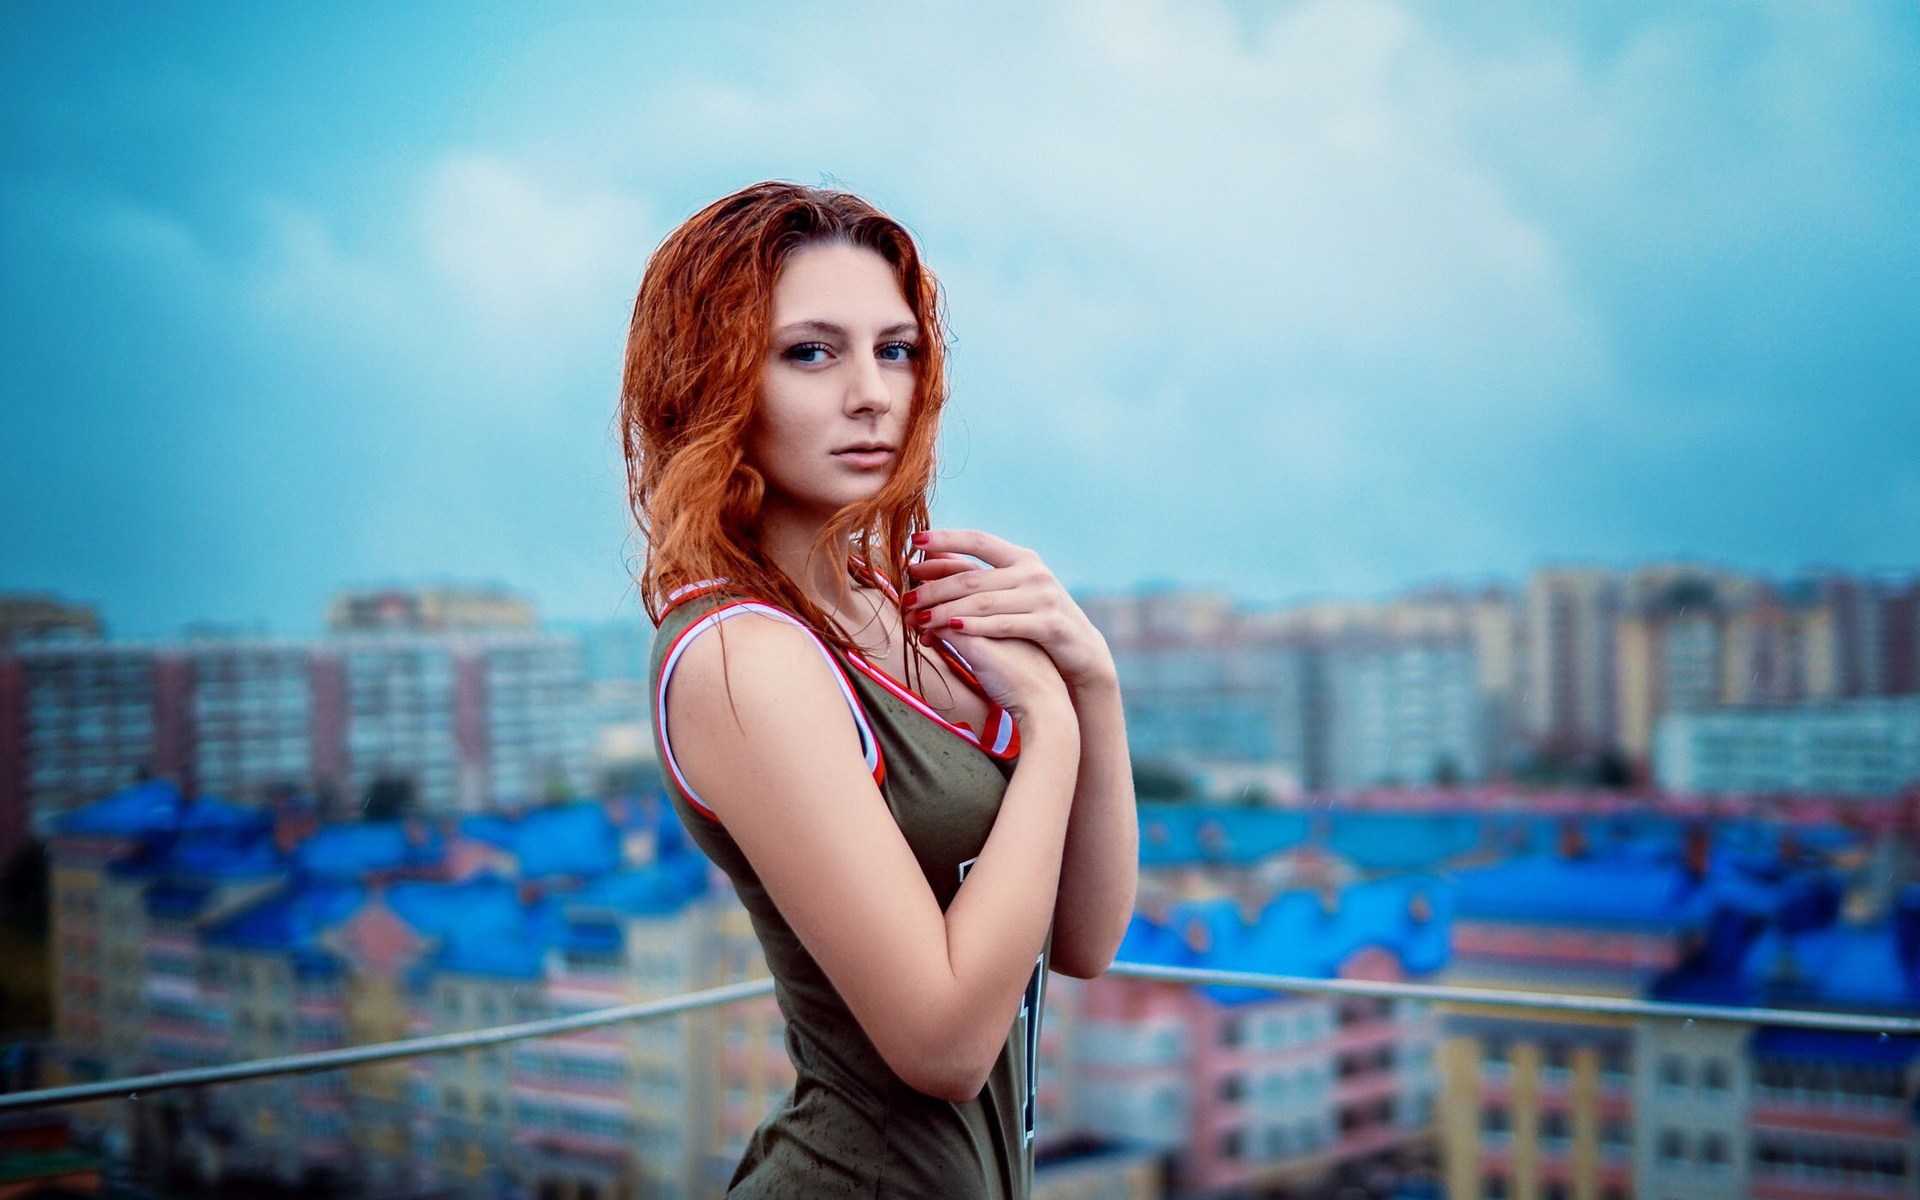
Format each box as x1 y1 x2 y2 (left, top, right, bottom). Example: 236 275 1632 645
748 241 918 522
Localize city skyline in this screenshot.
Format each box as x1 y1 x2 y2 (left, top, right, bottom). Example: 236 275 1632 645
5 2 1917 639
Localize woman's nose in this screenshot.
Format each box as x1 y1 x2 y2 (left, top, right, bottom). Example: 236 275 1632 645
846 350 893 414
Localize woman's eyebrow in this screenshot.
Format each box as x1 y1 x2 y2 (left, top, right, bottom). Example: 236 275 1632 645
775 319 919 339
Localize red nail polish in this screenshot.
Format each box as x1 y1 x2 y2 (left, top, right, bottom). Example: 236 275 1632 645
948 617 964 630
914 609 932 625
912 532 930 545
902 589 919 607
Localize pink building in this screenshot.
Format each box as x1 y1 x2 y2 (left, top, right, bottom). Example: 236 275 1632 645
1077 877 1448 1196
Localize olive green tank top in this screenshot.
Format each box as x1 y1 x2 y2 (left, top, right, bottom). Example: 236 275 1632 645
648 559 1051 1198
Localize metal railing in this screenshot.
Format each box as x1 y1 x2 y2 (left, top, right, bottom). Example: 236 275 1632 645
5 963 1916 1114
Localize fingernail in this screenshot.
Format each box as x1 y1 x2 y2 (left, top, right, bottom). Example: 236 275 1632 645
948 617 964 630
914 610 932 626
912 532 930 545
902 589 919 607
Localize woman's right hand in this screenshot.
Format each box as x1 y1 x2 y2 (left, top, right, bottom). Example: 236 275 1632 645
929 627 1072 725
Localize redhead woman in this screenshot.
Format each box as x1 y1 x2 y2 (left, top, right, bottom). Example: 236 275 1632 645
623 181 1138 1198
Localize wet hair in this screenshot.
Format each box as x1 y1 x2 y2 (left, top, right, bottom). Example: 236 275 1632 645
621 180 949 663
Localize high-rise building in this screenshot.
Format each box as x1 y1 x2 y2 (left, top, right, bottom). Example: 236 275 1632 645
1521 568 1623 762
1615 565 1757 768
0 593 103 648
326 584 538 634
1654 696 1920 796
1090 585 1517 793
1321 631 1484 790
3 630 592 833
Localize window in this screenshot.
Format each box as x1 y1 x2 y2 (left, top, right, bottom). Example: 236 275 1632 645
1541 1110 1569 1142
1480 1105 1509 1134
1221 1016 1246 1048
1484 1037 1508 1066
1545 1185 1568 1200
1484 1173 1508 1200
1659 1055 1686 1089
1658 1129 1685 1163
1218 1074 1244 1103
1701 1059 1729 1091
1602 1118 1630 1148
1543 1041 1569 1072
1701 1134 1727 1167
1601 1045 1629 1080
1220 1128 1244 1159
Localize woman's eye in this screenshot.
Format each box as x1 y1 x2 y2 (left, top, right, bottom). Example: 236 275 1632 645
785 342 830 364
879 342 918 362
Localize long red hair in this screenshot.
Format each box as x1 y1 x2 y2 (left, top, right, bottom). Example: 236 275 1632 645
621 181 948 658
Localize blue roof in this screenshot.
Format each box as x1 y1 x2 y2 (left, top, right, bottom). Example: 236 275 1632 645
170 830 285 877
1656 881 1918 1015
1135 805 1310 866
386 875 571 981
56 781 275 839
294 821 443 880
1119 876 1452 1005
1326 814 1481 870
202 880 364 971
1452 854 1720 928
457 802 622 878
386 874 525 940
105 825 287 883
55 779 185 837
569 859 708 916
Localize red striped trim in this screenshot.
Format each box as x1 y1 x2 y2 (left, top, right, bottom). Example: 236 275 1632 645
660 577 732 618
848 553 1022 760
655 598 886 823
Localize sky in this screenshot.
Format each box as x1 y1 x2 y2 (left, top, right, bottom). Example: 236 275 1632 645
3 0 1917 637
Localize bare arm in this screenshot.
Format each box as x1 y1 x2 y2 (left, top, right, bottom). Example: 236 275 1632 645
1049 671 1139 979
666 615 1080 1102
892 530 1137 980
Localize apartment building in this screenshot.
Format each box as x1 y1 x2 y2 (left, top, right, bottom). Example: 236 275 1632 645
3 629 592 841
1080 875 1449 1196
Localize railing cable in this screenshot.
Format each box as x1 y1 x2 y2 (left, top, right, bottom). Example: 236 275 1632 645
4 964 1915 1114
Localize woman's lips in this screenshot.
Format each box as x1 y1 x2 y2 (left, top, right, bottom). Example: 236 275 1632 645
833 449 894 469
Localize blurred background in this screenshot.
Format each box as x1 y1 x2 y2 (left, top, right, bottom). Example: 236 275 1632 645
2 2 1917 1198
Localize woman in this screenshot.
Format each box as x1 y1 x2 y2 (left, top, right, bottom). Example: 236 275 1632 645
622 181 1138 1198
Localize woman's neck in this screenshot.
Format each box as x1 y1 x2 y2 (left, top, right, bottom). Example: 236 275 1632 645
758 501 861 620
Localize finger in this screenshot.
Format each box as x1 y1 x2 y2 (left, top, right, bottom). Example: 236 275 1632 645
913 528 1031 569
938 612 1052 639
910 569 1031 622
905 558 977 582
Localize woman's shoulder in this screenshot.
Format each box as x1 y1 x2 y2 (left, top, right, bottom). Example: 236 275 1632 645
649 580 841 680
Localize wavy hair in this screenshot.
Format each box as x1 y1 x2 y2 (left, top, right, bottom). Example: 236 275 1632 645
621 181 948 665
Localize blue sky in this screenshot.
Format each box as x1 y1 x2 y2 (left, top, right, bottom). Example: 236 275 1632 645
3 1 1916 637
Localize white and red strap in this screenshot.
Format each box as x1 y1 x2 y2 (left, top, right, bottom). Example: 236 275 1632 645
847 555 1022 760
655 600 885 823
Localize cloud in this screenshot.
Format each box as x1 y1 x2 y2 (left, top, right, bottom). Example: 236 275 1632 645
420 155 652 327
4 0 1913 633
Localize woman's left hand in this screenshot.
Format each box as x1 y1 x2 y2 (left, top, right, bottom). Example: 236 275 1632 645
902 529 1118 694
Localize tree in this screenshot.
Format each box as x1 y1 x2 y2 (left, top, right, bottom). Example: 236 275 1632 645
362 774 418 820
0 838 48 938
1592 748 1634 789
1131 758 1194 802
